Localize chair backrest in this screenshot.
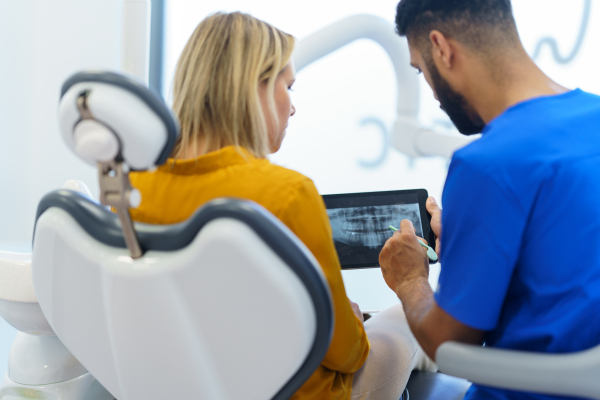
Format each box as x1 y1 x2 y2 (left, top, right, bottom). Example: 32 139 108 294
32 191 333 400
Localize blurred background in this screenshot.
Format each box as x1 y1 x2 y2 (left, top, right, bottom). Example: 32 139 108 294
0 0 596 379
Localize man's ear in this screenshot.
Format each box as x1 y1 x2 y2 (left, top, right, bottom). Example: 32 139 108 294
429 30 454 70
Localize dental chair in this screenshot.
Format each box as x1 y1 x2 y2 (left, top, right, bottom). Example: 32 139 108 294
0 71 333 400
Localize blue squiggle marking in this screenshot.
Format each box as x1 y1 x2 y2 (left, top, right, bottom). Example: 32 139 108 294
532 0 591 64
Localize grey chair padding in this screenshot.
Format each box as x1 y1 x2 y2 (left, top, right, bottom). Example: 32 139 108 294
436 341 600 399
404 371 470 400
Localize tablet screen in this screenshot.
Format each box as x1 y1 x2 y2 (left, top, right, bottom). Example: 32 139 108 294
323 190 432 269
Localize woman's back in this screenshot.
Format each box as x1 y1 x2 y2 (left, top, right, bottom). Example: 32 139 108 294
131 147 309 225
129 145 370 400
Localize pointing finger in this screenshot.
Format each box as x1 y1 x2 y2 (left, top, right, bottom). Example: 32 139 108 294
400 219 416 235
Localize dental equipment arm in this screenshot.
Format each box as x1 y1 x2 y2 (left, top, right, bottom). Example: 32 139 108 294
294 15 478 158
294 15 419 121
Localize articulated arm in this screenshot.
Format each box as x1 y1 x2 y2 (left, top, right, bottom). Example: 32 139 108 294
294 14 418 118
294 14 477 158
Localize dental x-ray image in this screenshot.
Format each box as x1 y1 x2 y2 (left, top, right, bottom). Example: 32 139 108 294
327 204 423 248
326 203 423 268
323 189 431 268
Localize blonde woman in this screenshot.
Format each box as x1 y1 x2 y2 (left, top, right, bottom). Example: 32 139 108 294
129 12 435 400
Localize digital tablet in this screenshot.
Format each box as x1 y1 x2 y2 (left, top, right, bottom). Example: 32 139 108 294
322 189 436 269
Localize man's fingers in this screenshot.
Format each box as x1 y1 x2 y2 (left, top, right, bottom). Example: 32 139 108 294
384 220 424 256
426 197 441 215
426 197 442 237
400 219 416 235
425 196 441 214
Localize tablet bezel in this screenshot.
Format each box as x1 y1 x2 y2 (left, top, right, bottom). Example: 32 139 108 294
322 189 436 269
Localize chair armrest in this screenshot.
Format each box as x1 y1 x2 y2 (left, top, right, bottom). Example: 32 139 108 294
436 341 600 399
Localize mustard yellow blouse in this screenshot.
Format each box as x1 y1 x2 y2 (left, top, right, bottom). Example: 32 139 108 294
129 146 370 399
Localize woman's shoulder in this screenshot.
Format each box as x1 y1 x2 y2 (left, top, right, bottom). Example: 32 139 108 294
247 160 323 215
252 159 316 190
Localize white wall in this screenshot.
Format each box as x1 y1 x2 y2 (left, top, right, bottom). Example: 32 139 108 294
0 0 122 379
0 0 121 246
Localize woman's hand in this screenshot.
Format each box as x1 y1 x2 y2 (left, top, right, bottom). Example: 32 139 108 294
349 300 364 324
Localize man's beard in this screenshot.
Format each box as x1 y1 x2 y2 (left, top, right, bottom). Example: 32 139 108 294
427 60 485 135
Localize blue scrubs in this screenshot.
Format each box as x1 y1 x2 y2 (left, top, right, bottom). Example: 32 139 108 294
436 89 600 400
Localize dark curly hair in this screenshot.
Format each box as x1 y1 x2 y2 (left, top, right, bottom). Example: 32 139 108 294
395 0 518 53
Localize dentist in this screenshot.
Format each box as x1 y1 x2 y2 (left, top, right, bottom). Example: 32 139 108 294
379 1 600 399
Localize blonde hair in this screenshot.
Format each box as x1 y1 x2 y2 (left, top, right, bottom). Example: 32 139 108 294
171 12 295 159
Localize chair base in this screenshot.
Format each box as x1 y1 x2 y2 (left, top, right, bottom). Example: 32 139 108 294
0 373 114 400
405 371 471 400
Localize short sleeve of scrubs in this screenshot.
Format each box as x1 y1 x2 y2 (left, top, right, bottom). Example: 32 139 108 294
435 155 527 331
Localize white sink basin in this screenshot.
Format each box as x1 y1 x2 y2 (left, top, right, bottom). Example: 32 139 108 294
0 252 54 335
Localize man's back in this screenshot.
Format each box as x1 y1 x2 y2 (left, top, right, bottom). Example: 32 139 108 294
436 89 600 400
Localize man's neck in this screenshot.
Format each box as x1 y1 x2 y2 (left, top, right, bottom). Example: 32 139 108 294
466 53 570 124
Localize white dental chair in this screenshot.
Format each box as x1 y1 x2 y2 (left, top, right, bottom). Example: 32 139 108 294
1 71 334 400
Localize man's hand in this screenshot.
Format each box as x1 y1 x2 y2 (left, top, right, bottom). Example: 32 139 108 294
426 197 442 257
349 300 364 324
379 214 484 360
379 219 429 294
